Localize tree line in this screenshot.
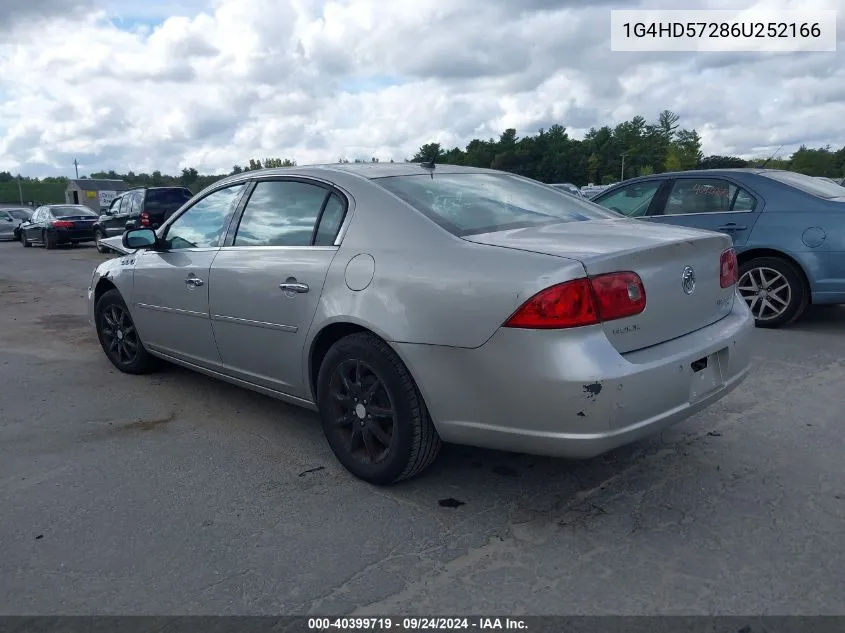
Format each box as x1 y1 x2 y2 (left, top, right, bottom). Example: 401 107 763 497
2 110 844 204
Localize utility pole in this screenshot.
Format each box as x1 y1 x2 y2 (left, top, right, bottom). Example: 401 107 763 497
620 152 629 181
17 177 23 205
73 158 79 178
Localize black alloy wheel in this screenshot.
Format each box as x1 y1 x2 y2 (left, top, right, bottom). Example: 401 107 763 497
95 289 158 374
328 358 397 465
20 230 31 247
317 332 442 485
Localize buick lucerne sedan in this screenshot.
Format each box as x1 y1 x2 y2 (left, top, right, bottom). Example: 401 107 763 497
88 163 753 484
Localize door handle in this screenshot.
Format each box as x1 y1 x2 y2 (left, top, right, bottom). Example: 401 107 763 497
279 282 309 293
185 276 204 288
718 224 746 231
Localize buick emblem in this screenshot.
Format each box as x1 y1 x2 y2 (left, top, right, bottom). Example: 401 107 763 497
682 266 696 295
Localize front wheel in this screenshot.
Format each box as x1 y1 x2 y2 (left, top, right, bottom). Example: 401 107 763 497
94 289 159 374
737 257 809 328
95 229 109 253
20 230 31 247
316 332 442 485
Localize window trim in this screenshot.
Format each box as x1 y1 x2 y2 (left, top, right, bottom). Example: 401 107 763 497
221 175 351 250
652 175 762 217
156 182 250 252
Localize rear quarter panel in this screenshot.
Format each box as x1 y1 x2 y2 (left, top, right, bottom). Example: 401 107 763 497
745 186 845 300
305 173 587 349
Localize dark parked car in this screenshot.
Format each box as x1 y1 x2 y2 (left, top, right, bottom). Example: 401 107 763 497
19 204 99 249
592 168 845 328
93 186 193 253
1 207 32 241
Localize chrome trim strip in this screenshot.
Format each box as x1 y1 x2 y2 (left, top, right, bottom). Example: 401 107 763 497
136 303 208 318
211 314 297 333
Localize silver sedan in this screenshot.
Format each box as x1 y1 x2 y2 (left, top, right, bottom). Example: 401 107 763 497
88 163 754 484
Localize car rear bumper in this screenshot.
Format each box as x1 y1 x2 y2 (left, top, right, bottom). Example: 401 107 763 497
49 227 95 243
395 295 754 459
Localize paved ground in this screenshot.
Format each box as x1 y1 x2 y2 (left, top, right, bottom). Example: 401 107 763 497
1 240 844 616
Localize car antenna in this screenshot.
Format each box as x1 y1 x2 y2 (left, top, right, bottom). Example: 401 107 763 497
756 144 783 169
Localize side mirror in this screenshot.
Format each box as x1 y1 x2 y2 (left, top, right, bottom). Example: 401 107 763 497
5 217 13 222
125 220 138 230
122 228 157 250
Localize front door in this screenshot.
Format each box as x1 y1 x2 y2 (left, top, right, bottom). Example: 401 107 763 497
644 176 763 247
130 183 247 368
209 179 347 398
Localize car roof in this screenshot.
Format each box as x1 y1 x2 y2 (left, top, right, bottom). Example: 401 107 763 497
601 168 796 189
205 162 503 190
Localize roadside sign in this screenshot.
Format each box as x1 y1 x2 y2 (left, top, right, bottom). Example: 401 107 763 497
98 190 117 208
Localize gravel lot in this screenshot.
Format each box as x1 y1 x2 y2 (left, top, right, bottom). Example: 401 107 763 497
1 241 844 615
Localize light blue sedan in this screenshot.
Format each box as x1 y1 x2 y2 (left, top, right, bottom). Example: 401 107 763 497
592 169 845 328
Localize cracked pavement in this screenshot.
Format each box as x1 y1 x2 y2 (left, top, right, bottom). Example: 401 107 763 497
1 242 844 615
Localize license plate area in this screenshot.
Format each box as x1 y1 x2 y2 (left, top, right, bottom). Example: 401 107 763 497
689 349 726 402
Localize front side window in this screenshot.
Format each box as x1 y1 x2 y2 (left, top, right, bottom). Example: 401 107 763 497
234 180 332 247
164 184 245 250
594 181 661 217
377 173 616 236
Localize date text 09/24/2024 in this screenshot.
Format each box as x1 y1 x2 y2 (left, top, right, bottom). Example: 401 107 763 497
308 618 528 630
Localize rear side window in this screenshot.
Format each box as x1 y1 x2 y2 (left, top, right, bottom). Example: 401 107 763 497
234 180 333 247
660 178 757 214
377 173 616 236
145 188 193 212
8 209 30 220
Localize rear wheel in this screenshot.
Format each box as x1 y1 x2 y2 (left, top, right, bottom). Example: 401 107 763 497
95 229 109 253
316 332 442 485
95 289 159 374
43 230 56 250
20 230 31 247
737 256 808 328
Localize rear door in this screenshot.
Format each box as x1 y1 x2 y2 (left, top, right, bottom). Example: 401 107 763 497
643 176 763 247
208 178 347 398
131 183 247 368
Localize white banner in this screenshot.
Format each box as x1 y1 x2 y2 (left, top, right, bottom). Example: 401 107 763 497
98 190 117 208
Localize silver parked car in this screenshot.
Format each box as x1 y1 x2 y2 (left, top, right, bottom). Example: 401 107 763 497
1 207 32 240
88 163 753 484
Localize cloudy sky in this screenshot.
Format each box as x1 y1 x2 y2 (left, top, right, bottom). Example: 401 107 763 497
0 0 842 177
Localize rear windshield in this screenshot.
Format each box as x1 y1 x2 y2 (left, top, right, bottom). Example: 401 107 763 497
761 171 845 199
145 188 193 210
50 206 97 217
376 173 617 236
7 209 31 220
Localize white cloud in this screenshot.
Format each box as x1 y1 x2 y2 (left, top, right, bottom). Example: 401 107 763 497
0 0 843 176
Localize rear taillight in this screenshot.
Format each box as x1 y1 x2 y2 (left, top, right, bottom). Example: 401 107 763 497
140 211 151 227
504 272 646 330
720 248 738 288
51 220 74 228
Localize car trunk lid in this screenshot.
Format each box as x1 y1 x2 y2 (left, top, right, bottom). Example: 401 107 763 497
464 218 736 353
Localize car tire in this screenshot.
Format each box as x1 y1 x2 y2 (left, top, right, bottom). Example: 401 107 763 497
95 230 109 253
316 332 442 485
94 289 159 374
738 256 809 328
21 231 31 247
43 230 56 250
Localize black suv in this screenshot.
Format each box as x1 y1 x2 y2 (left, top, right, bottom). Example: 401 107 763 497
93 186 193 252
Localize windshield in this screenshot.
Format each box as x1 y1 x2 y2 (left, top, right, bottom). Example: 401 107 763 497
49 206 98 217
761 171 845 199
376 173 617 236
